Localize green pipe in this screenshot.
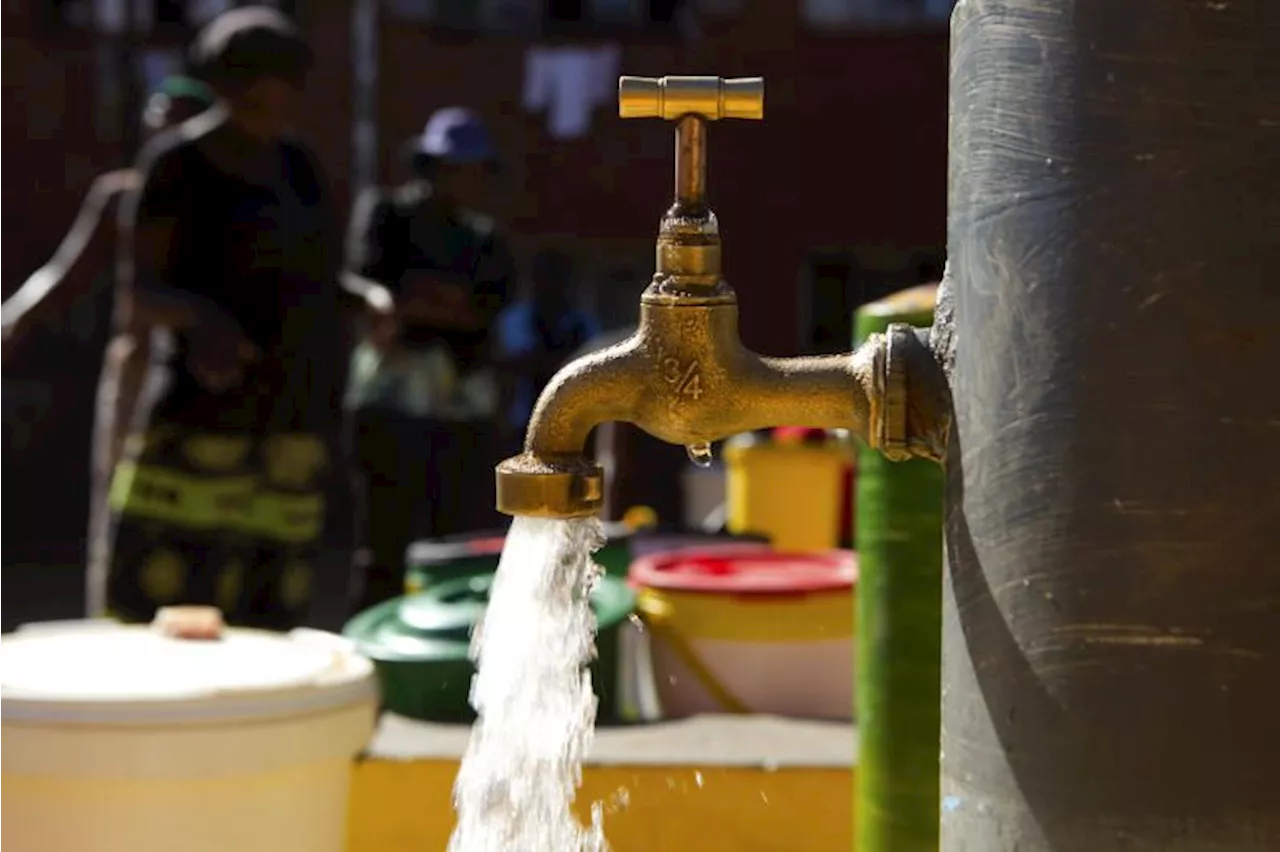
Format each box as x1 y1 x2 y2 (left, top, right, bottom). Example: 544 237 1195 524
853 286 945 852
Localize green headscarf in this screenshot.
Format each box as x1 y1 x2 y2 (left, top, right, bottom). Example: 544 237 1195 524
154 75 216 107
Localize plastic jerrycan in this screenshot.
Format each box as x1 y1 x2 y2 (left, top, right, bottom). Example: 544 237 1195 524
724 428 851 552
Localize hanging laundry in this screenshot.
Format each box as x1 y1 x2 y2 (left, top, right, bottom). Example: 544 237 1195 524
523 44 622 140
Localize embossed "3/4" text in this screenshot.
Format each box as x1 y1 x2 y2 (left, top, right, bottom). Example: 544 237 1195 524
654 347 704 399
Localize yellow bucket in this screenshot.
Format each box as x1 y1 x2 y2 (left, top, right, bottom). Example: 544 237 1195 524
724 437 850 551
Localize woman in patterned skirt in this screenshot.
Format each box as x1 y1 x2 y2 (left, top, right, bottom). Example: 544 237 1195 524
105 8 350 629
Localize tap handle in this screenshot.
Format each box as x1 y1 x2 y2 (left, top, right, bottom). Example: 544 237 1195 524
618 76 765 122
619 76 763 210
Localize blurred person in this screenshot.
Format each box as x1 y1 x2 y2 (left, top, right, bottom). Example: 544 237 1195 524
104 7 352 629
343 107 515 613
494 247 599 443
1 75 217 611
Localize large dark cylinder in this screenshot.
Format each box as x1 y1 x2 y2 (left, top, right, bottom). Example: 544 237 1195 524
945 2 1280 850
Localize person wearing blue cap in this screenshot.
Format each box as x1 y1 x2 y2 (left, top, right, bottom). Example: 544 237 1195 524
343 106 515 613
1 73 216 616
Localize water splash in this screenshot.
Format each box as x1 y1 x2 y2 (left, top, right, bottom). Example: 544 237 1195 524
686 441 714 468
449 516 608 852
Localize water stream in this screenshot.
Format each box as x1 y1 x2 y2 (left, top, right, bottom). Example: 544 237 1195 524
449 516 608 852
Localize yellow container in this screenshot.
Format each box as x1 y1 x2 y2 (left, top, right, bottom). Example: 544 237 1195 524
724 437 850 551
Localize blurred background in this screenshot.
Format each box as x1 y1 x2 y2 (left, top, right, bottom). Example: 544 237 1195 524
2 0 949 628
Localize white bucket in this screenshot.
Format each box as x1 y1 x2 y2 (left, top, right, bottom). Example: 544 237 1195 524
1 621 378 852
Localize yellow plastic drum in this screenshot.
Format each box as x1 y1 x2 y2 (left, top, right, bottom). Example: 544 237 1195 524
631 548 856 721
1 622 378 852
724 435 850 551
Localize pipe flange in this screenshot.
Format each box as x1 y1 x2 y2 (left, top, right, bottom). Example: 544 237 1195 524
878 323 914 462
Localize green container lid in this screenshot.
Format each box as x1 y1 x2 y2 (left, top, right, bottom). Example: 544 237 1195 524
405 532 633 594
404 537 507 594
345 573 636 723
352 572 636 657
406 535 506 568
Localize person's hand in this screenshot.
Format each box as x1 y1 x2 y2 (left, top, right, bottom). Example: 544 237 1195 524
429 277 469 308
401 273 483 329
186 314 259 392
361 283 399 354
401 299 484 329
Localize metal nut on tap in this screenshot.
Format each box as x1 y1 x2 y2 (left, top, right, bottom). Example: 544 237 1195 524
618 76 765 121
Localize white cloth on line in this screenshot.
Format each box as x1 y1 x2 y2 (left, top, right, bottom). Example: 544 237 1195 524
522 44 622 140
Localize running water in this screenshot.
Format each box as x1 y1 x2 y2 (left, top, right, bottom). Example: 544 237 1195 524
449 516 608 852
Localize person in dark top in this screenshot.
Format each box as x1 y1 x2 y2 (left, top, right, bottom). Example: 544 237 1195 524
106 8 347 628
1 75 216 616
494 247 600 440
343 107 515 613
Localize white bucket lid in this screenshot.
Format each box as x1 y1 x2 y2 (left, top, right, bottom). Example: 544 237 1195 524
0 621 377 726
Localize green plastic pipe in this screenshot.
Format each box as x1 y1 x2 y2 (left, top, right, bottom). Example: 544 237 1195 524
853 286 945 852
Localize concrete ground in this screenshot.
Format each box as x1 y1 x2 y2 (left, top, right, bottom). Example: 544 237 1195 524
370 712 856 767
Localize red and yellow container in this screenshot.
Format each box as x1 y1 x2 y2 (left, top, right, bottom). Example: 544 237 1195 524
630 548 856 721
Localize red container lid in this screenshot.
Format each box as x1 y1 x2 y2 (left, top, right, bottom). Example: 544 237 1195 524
468 537 506 555
773 426 828 444
629 548 856 596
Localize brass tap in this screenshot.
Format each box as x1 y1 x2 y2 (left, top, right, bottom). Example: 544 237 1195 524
495 75 949 518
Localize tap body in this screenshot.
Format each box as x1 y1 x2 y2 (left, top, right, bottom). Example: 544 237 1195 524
525 297 879 459
495 280 948 518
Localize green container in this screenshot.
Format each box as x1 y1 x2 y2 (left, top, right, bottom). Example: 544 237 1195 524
344 572 636 724
854 285 945 852
404 536 505 595
405 528 634 595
